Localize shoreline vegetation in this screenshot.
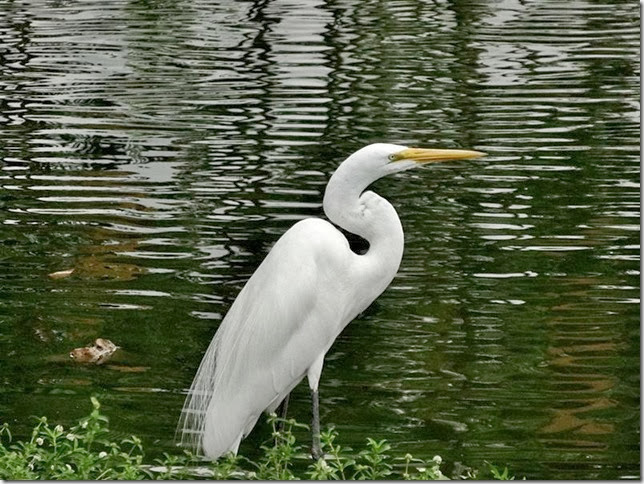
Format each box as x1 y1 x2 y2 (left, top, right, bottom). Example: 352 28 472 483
0 397 514 480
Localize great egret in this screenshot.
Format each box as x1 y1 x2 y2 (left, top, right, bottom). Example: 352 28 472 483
178 143 485 460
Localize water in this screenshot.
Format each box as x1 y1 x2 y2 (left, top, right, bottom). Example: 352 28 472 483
0 0 639 479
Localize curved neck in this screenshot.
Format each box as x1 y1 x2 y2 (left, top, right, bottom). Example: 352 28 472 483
323 161 373 240
323 164 405 298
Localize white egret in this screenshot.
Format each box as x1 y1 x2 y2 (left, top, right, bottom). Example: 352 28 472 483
178 143 485 460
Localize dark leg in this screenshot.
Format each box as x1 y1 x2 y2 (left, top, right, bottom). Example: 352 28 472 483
275 393 290 439
311 389 322 460
278 393 290 420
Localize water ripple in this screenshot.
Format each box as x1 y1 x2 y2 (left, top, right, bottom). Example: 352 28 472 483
0 0 639 479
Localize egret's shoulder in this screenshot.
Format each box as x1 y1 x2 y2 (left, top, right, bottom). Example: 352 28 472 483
289 217 337 235
272 217 349 258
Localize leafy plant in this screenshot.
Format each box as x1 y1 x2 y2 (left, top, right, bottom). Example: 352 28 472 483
250 413 309 480
0 397 517 480
486 461 517 480
0 397 149 479
307 427 355 480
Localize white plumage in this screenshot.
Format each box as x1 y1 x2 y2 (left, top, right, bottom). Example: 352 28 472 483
178 143 484 459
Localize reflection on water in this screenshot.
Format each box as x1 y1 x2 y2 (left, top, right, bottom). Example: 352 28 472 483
0 0 639 479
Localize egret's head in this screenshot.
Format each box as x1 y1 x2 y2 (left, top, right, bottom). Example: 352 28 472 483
324 143 486 234
346 143 486 179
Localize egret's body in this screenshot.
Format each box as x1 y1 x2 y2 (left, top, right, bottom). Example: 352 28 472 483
178 143 484 459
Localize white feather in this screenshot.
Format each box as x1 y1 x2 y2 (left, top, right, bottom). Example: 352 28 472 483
178 218 381 458
177 143 483 459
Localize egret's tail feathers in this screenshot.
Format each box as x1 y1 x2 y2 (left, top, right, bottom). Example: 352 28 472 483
177 334 254 460
200 399 260 459
181 408 207 416
176 336 220 455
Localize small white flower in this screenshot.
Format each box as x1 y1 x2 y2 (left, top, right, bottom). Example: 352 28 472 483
28 463 34 471
55 425 64 433
432 455 442 465
81 421 88 429
66 433 76 441
35 437 44 446
98 451 107 459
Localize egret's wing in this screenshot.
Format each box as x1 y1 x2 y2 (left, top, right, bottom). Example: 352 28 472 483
178 218 352 458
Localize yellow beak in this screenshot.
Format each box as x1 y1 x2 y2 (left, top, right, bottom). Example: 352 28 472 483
392 147 486 164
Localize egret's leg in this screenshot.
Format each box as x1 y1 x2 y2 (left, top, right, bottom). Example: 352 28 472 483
311 388 322 460
275 393 290 436
307 353 325 460
279 393 290 420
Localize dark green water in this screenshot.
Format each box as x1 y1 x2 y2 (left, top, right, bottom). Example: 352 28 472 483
0 0 639 479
